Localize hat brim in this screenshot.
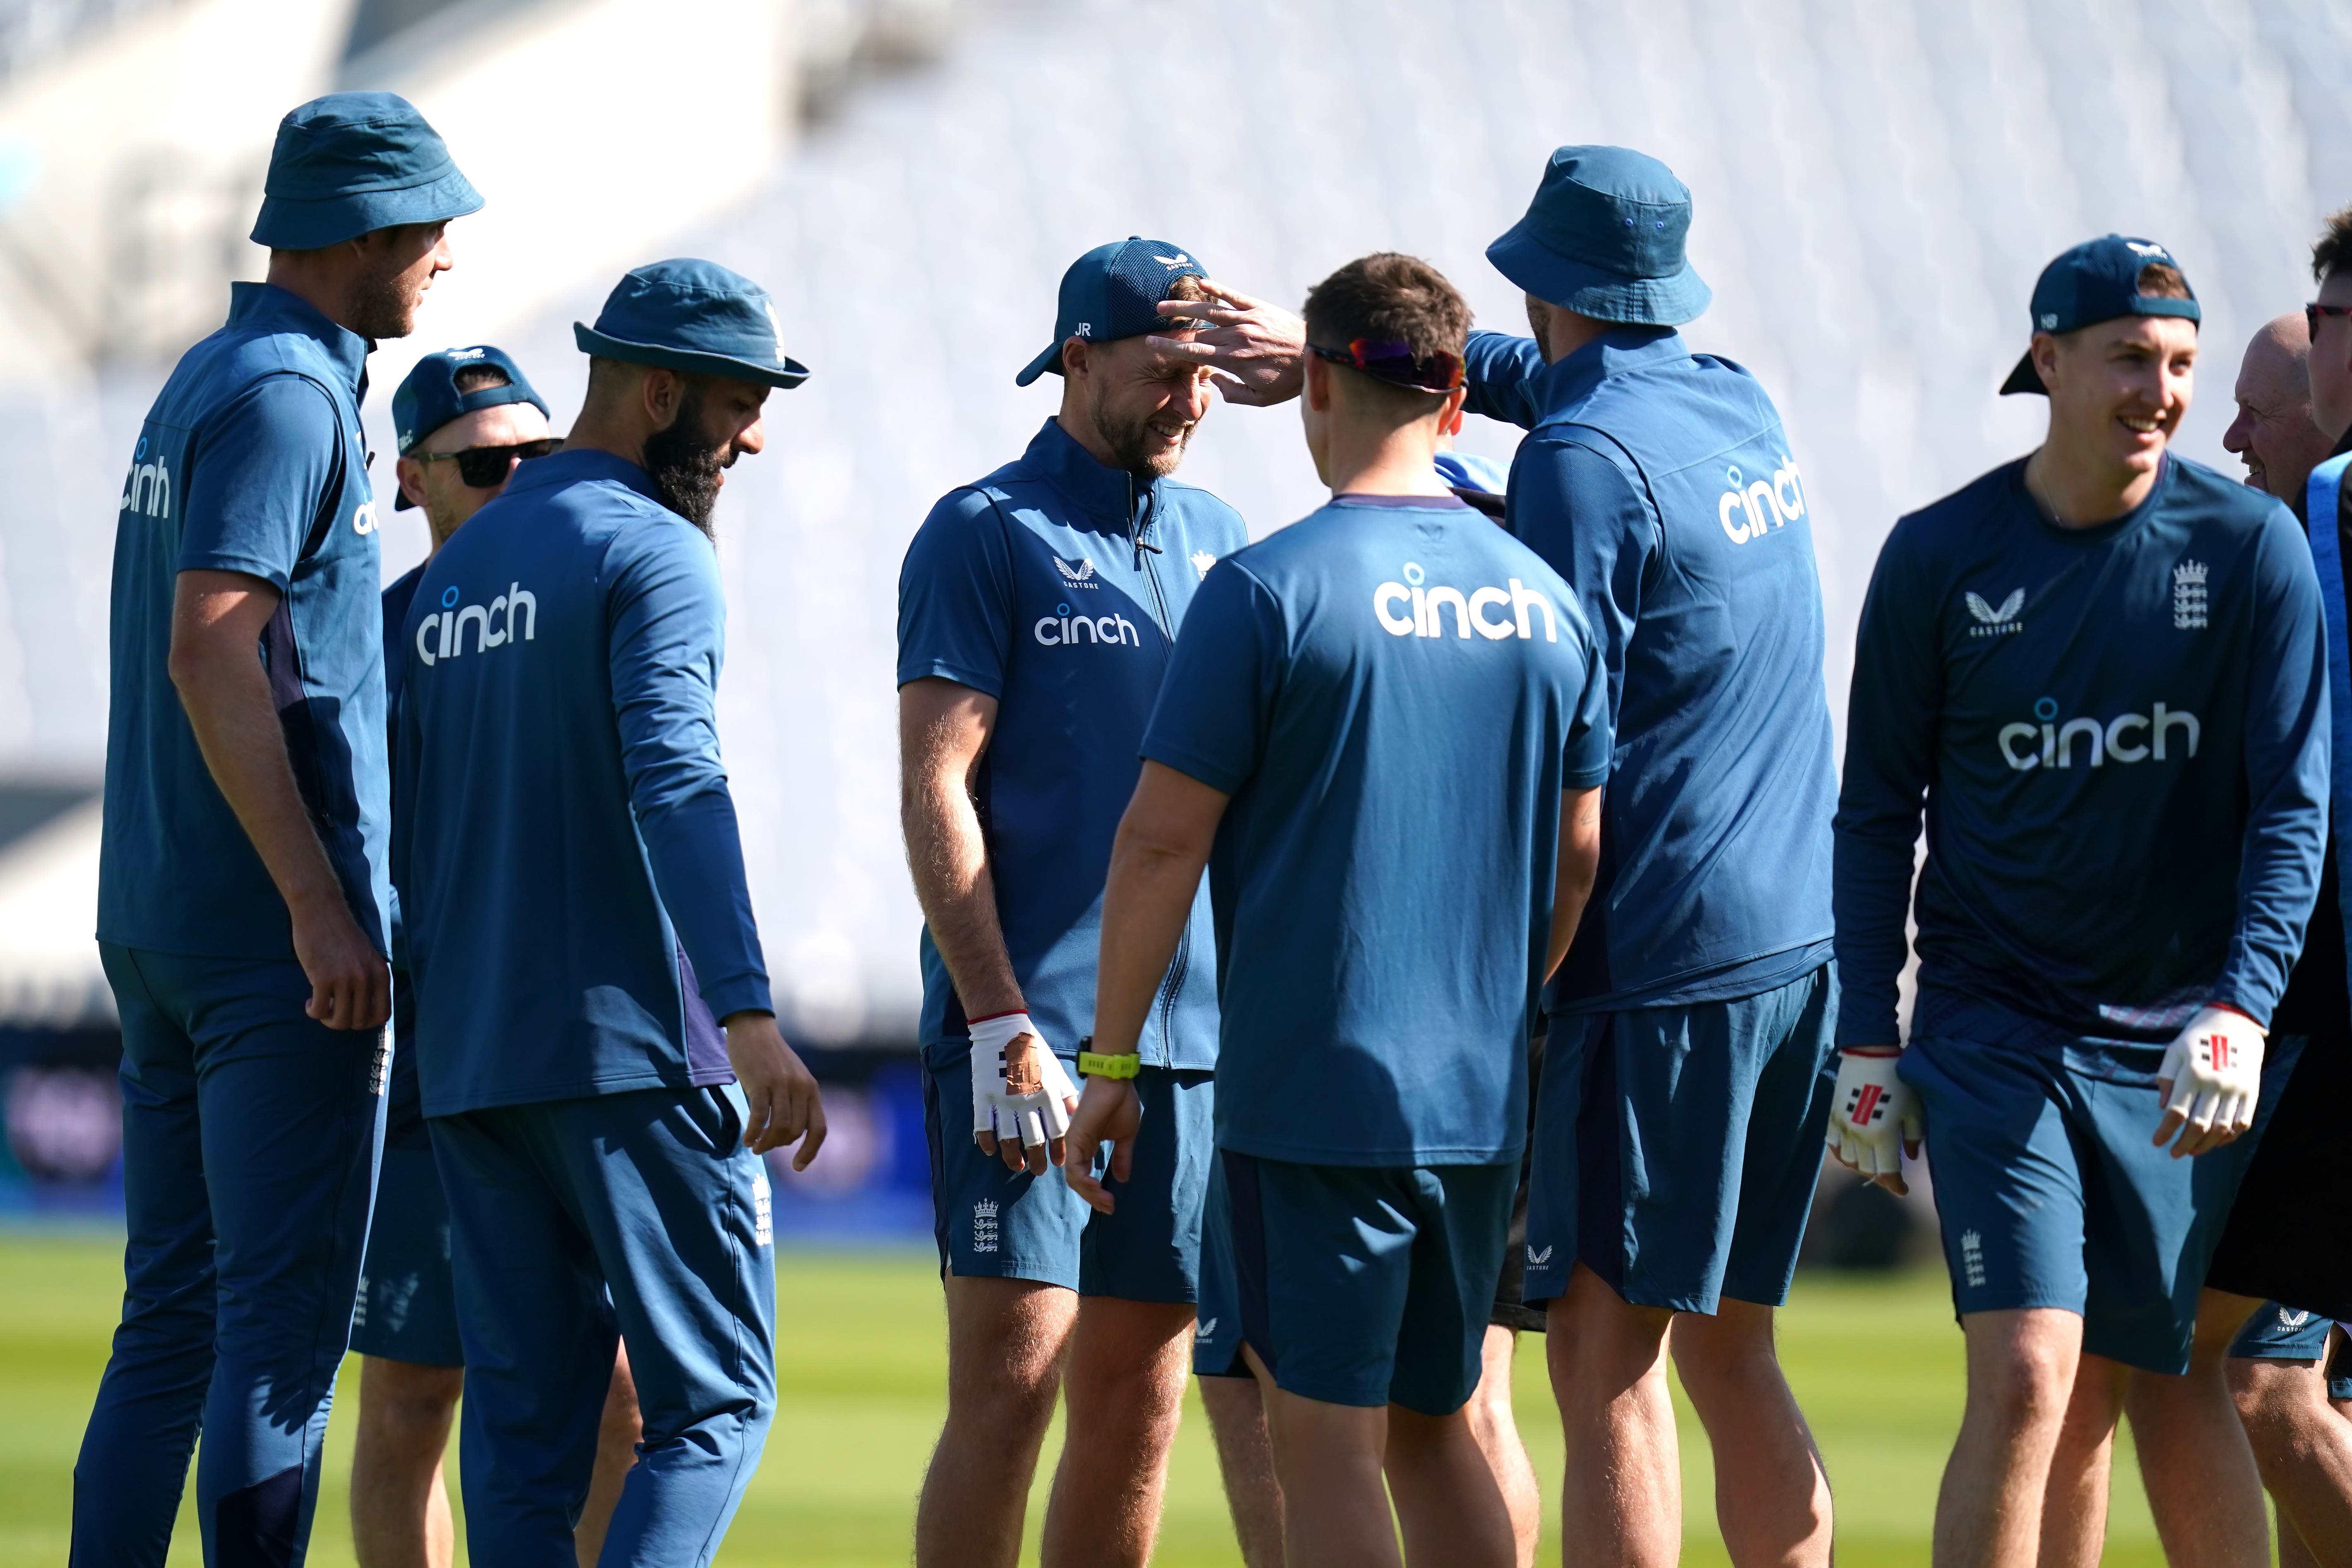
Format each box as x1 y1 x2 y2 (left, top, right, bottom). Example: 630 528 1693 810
2000 350 2047 396
573 323 810 390
1015 339 1068 387
250 166 484 250
1486 222 1711 327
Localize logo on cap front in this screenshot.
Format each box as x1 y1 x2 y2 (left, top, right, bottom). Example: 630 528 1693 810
2039 313 2058 329
1154 252 1191 268
2126 241 2169 259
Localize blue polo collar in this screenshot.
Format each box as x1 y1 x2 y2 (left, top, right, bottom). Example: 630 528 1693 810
1021 417 1162 527
229 281 371 400
1532 324 1686 420
498 446 665 507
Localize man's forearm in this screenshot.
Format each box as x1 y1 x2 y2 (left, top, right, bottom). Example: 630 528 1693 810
1093 830 1207 1058
173 635 350 922
902 784 1025 1020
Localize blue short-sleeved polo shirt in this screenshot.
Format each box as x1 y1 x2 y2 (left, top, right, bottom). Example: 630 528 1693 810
1143 494 1613 1166
897 418 1251 1069
392 449 755 1116
100 281 388 959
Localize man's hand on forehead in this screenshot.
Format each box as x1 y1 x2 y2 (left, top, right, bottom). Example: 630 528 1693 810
1147 281 1306 406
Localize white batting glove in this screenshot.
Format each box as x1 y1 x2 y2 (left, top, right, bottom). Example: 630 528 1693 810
966 1011 1075 1156
1826 1047 1922 1195
2156 1005 2265 1157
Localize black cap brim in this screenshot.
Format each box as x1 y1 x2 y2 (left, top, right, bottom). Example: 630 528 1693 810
2000 349 2046 396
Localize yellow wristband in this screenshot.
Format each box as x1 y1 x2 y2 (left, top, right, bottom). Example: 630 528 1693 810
1077 1050 1140 1080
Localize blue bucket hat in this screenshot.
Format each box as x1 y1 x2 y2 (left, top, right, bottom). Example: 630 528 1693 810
1486 145 1711 327
1999 235 2201 395
574 259 810 390
391 345 551 509
1016 237 1209 387
250 92 482 250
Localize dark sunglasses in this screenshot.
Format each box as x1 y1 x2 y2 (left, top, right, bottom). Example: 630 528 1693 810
1307 338 1465 394
2307 303 2352 337
415 438 561 488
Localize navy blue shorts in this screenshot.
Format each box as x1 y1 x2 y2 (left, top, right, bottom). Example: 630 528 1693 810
351 1139 463 1367
1904 1032 2299 1374
921 1045 1212 1302
1212 1150 1514 1415
1524 964 1837 1312
2229 1302 2352 1400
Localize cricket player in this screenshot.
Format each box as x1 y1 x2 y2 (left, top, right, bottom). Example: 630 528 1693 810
77 92 478 1568
351 346 641 1568
896 237 1247 1568
1833 235 2328 1567
393 259 825 1566
1068 251 1610 1568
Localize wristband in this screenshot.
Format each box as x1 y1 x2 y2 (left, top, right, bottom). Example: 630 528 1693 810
1074 1036 1140 1080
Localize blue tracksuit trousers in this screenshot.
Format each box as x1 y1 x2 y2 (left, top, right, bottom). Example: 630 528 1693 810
430 1084 776 1568
73 943 387 1568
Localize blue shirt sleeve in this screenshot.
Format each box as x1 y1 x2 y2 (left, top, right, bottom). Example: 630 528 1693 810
1462 330 1551 430
2218 510 2330 1024
1832 519 1941 1047
1508 435 1657 730
1140 560 1286 794
180 374 343 589
897 487 1015 696
604 523 773 1022
1563 631 1614 789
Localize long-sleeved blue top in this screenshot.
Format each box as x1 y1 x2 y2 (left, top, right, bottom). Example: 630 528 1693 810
392 448 760 1116
1464 327 1839 1014
1834 454 2328 1050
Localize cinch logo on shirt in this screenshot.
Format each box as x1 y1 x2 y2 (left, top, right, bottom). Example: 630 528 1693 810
1034 601 1142 647
1718 455 1806 545
1373 562 1558 641
1996 696 2200 770
413 582 538 666
118 445 172 519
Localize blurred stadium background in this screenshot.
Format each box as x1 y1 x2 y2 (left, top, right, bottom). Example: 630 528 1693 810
0 0 2339 1558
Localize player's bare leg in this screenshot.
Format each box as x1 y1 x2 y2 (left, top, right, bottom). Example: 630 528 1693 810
351 1356 463 1568
1464 1326 1539 1568
1934 1307 2080 1568
1386 1399 1515 1568
2121 1290 2270 1567
575 1343 643 1568
2231 1353 2352 1568
1671 1298 1833 1566
1548 1264 1680 1567
2038 1351 2124 1568
1039 1296 1195 1567
1200 1375 1286 1568
916 1276 1078 1568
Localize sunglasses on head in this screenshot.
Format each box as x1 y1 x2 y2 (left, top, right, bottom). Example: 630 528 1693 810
2308 303 2352 338
415 438 561 488
1306 338 1465 394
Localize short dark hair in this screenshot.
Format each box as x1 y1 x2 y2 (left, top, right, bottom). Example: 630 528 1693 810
2314 205 2352 284
1301 252 1470 414
2134 260 2191 300
451 363 511 395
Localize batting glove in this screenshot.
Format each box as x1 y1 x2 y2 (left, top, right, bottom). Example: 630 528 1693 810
2156 1005 2264 1157
1827 1047 1922 1194
967 1010 1075 1153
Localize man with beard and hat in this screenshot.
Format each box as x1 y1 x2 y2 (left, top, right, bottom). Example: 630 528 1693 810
79 90 478 1567
895 237 1248 1568
392 258 826 1566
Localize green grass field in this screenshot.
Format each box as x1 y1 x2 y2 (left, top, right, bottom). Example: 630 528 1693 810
0 1231 2180 1566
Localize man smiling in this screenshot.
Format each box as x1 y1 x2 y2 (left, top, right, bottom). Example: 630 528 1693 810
896 237 1247 1568
1833 235 2328 1566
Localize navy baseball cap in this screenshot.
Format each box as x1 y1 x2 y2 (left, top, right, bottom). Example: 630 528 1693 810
574 259 810 390
1486 146 1711 327
2000 235 2202 395
250 92 482 250
1015 237 1209 387
390 345 551 509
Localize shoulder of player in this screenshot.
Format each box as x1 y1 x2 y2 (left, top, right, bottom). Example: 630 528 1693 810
2161 454 2295 536
381 561 426 614
1884 460 2027 561
1150 479 1249 545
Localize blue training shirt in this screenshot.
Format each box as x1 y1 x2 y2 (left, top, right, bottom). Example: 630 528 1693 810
1835 455 2328 1050
1465 327 1838 1015
382 563 427 1146
897 417 1248 1070
100 281 387 959
1142 494 1612 1166
392 449 755 1116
